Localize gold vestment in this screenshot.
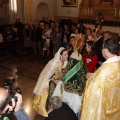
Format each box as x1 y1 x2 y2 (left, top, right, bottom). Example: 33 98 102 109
80 56 120 120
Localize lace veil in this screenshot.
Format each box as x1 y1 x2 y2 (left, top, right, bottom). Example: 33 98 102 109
33 47 65 95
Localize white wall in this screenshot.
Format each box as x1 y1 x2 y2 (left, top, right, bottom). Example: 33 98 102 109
56 0 82 17
36 3 49 20
17 0 24 22
31 0 82 21
32 0 54 21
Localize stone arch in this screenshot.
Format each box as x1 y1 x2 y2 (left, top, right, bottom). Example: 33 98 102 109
36 2 49 20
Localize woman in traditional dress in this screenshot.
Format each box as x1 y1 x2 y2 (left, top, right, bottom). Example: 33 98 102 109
31 47 68 117
52 35 88 116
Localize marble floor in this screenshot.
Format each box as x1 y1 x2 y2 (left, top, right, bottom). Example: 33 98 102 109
0 53 52 120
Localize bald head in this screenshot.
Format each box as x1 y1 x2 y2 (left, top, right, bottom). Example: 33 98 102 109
0 87 9 113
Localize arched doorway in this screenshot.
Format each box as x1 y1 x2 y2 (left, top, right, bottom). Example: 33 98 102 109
36 2 49 20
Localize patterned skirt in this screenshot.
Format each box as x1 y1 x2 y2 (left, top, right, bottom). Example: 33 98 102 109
31 81 56 117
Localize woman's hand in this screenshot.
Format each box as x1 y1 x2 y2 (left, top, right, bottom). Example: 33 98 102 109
86 73 93 79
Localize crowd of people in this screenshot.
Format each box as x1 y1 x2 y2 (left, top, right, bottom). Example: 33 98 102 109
0 17 120 57
30 17 120 119
0 16 120 120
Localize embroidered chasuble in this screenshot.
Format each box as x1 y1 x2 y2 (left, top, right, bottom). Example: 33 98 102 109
62 57 88 95
80 56 120 120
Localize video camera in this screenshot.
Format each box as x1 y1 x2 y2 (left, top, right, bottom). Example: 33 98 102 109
4 77 21 107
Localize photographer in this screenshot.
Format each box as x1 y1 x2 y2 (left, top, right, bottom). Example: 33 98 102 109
0 87 31 120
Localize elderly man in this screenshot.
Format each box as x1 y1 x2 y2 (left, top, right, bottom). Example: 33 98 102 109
0 87 30 120
46 96 78 120
80 38 120 120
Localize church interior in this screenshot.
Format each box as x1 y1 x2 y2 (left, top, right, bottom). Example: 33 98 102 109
0 0 120 120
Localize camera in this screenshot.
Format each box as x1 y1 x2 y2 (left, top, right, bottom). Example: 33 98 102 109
4 77 21 107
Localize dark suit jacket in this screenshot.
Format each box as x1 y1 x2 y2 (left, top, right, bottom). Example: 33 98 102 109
79 25 86 34
31 27 43 42
15 21 23 29
96 36 105 68
45 102 78 120
96 36 105 61
61 29 71 45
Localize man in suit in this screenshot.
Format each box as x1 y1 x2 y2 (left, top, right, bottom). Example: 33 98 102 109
45 96 78 120
78 23 86 34
14 17 23 30
95 30 105 68
31 21 43 55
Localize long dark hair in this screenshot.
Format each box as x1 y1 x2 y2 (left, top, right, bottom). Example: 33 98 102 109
86 41 97 56
60 49 67 55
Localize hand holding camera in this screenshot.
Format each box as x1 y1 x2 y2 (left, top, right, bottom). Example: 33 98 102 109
2 93 22 114
11 93 22 112
0 77 30 120
4 77 22 113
